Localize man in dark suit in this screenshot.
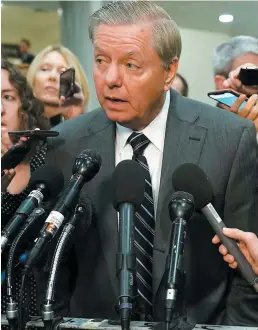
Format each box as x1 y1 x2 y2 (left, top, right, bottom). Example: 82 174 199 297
39 1 258 326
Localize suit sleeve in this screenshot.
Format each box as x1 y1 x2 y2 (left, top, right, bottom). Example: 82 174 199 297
221 124 258 325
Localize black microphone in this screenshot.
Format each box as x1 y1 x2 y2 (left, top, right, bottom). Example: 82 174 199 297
113 160 145 330
172 163 258 293
1 165 64 253
24 149 101 268
165 191 195 327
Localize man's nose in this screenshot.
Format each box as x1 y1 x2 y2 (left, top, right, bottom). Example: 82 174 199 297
105 64 122 89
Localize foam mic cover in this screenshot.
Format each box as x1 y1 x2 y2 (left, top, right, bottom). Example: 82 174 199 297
172 163 213 209
28 165 64 200
113 160 146 210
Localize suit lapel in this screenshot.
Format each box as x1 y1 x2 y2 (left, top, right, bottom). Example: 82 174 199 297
79 113 119 298
153 91 207 298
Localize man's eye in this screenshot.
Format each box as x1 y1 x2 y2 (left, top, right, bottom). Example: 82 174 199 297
126 63 137 69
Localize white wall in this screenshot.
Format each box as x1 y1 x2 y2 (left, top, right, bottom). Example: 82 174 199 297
178 27 231 105
1 6 60 54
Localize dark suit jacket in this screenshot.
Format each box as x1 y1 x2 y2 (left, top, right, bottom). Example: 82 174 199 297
38 90 258 325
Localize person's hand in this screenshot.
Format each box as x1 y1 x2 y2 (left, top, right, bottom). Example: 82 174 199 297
62 106 84 120
60 83 84 107
212 227 258 275
1 169 16 192
228 94 258 132
223 63 258 96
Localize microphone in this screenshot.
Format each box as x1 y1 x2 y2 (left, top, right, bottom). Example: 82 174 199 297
113 160 145 330
1 165 64 253
172 163 258 293
42 202 91 329
165 191 195 327
24 149 101 268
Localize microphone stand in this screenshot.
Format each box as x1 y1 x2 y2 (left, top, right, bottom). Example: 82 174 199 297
5 208 46 330
42 204 86 330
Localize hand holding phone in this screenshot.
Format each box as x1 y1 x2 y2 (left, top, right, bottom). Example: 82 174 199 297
59 68 85 108
59 68 76 98
208 90 258 131
239 67 258 86
208 90 247 111
222 63 258 96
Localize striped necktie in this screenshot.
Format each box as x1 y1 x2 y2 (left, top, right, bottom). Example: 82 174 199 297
127 132 155 320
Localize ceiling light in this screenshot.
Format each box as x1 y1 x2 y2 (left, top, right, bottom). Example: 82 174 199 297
57 8 63 16
219 14 234 23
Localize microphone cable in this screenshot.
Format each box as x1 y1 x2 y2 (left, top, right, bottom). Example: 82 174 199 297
42 203 88 330
5 207 46 330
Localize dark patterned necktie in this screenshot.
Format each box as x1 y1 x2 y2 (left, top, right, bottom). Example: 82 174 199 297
127 132 155 319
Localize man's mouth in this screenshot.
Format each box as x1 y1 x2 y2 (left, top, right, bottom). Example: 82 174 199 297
105 97 127 103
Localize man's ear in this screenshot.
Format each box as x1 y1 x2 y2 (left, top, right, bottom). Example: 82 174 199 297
214 75 226 90
164 58 179 91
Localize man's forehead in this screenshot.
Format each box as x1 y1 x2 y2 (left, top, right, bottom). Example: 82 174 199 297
95 21 153 37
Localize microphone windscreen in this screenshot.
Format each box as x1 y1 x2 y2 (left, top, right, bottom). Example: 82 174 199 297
170 191 195 204
29 165 64 199
73 149 102 181
172 163 213 209
113 160 145 210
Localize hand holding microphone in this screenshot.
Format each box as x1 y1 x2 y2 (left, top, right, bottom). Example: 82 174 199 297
172 163 258 293
213 228 258 276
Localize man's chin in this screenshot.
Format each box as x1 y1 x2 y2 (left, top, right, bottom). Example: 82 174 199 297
105 110 132 127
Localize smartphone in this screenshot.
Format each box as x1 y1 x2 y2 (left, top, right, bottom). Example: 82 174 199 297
1 143 31 172
8 130 59 138
59 68 75 98
207 90 247 111
239 67 258 86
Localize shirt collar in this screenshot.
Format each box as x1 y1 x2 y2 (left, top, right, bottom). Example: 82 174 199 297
116 91 170 151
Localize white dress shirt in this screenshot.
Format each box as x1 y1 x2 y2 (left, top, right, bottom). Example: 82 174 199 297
115 91 170 215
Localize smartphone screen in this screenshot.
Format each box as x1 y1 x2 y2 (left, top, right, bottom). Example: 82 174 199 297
208 91 247 111
59 68 75 98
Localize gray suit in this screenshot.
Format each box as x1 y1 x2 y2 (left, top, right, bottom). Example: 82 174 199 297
39 90 258 325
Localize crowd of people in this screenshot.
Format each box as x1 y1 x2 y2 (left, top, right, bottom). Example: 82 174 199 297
1 0 258 328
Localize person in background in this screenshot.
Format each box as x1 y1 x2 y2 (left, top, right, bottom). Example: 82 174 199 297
1 58 49 212
1 59 49 322
19 38 35 64
27 45 89 127
212 228 258 276
212 36 258 132
171 73 188 96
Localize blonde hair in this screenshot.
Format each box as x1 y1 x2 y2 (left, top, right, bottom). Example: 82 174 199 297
27 45 89 107
88 1 182 70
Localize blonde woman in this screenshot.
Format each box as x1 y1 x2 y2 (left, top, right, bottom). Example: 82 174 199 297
27 45 89 126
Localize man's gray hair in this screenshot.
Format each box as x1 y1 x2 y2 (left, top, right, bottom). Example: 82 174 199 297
88 1 182 70
212 35 258 76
